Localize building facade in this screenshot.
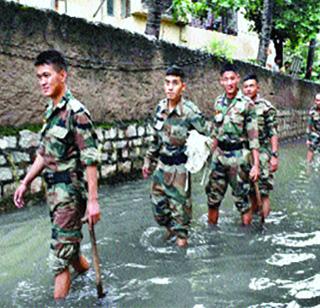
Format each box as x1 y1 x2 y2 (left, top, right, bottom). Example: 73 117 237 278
7 0 261 60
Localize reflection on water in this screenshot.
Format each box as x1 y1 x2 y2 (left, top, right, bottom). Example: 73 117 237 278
1 140 320 307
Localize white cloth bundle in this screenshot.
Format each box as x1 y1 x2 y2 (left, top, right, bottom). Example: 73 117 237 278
185 130 212 174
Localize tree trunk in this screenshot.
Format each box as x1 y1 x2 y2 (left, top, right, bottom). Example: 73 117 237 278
144 0 162 39
305 38 316 79
274 37 283 67
257 0 274 66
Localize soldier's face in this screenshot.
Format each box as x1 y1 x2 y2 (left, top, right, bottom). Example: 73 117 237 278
36 64 66 100
315 94 320 108
164 75 186 103
220 71 240 98
243 79 259 100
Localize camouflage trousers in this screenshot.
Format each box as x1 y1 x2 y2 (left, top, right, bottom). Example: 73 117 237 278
46 180 87 275
206 148 251 213
151 162 191 239
250 151 273 197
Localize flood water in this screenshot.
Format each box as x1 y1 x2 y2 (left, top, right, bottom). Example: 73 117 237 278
1 140 320 307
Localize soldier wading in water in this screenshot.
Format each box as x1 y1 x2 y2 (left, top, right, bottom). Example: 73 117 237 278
142 65 208 248
14 50 101 300
206 64 260 225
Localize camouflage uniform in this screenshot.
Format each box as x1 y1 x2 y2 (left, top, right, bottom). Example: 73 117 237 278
38 90 99 274
307 105 320 153
145 98 208 239
253 96 278 196
206 91 259 213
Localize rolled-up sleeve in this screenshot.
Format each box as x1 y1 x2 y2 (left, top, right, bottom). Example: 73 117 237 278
73 111 99 166
246 101 260 149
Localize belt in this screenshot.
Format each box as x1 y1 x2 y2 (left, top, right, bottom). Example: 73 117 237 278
160 153 187 166
43 171 72 188
218 141 244 151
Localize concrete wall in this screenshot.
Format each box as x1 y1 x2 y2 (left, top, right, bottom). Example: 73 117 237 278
1 0 320 128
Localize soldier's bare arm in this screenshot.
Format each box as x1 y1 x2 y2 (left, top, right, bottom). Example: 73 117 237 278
14 154 45 208
86 164 100 229
250 148 260 182
270 135 279 172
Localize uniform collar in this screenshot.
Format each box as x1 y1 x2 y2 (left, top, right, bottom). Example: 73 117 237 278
161 97 184 116
222 89 243 104
44 89 73 120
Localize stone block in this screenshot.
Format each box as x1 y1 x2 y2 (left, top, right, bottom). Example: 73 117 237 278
0 168 13 181
19 130 40 148
118 129 125 139
3 182 16 195
118 161 132 173
111 151 118 162
0 155 6 166
101 153 109 162
133 138 143 146
95 128 104 142
137 126 145 137
115 140 127 149
12 151 30 163
122 149 129 159
30 177 43 193
101 164 117 178
125 124 137 138
133 159 144 170
0 136 17 149
103 141 112 151
146 124 154 135
105 128 117 140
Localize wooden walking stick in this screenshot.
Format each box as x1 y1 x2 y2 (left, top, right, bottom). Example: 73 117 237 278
253 180 265 224
249 155 264 224
88 224 105 298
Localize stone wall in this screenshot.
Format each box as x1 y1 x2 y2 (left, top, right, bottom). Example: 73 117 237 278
0 110 307 211
0 0 320 127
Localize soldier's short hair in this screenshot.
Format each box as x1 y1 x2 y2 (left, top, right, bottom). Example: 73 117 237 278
166 65 185 80
243 73 259 83
35 49 68 72
220 63 238 76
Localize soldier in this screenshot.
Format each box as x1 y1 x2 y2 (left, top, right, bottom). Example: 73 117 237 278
13 50 100 300
242 73 279 218
306 93 320 163
206 64 260 225
142 65 208 248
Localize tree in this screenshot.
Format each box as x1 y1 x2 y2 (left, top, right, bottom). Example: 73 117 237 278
144 0 162 38
172 0 320 71
305 38 317 80
256 0 274 66
245 0 320 66
143 0 172 39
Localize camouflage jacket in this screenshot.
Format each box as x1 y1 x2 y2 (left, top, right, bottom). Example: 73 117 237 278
307 105 320 151
254 95 278 153
212 90 259 149
38 90 99 172
146 97 209 161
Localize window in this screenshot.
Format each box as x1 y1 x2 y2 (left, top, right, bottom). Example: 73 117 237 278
52 0 67 13
121 0 130 18
107 0 114 16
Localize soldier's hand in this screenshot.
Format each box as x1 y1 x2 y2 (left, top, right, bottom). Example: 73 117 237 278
87 199 101 230
142 166 151 179
13 183 28 208
249 165 260 182
269 156 279 172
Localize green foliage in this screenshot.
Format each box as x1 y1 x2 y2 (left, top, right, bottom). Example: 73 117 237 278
0 124 41 137
244 0 320 49
284 40 320 82
205 37 235 62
